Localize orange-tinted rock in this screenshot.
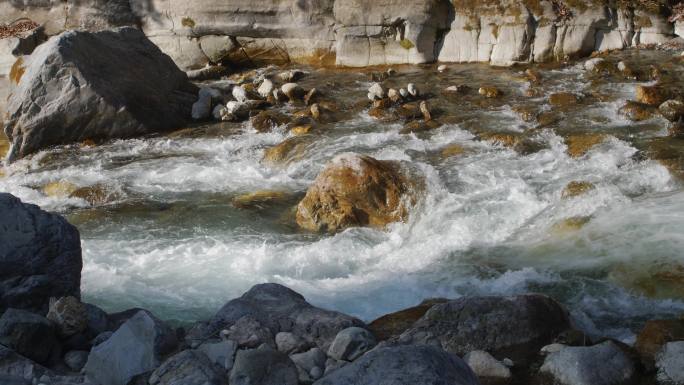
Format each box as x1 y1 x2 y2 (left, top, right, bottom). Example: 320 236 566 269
549 92 579 107
479 86 501 98
251 111 291 132
369 299 448 341
262 136 311 166
296 153 421 233
565 134 606 158
441 144 467 158
70 184 117 205
635 319 684 370
480 132 521 148
232 190 290 209
561 181 595 199
636 85 665 106
619 101 654 122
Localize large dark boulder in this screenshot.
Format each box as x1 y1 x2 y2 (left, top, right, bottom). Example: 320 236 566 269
397 294 572 363
313 345 479 385
4 27 197 162
191 284 364 352
0 193 82 314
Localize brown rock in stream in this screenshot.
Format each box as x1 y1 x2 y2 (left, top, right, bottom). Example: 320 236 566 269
296 154 421 233
635 319 684 370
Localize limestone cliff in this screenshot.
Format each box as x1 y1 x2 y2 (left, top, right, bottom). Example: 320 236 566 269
0 0 679 71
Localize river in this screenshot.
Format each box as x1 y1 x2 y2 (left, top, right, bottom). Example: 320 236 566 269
1 49 683 342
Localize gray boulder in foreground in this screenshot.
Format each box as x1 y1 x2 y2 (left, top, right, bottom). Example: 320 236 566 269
657 341 684 384
398 294 571 363
4 27 197 162
313 345 479 385
540 341 635 385
149 350 228 385
195 283 364 351
0 193 82 314
229 347 299 385
84 310 178 385
327 327 377 362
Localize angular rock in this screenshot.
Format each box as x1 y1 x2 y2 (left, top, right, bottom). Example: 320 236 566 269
290 347 327 382
368 83 384 100
196 340 238 371
84 303 109 339
220 316 275 349
197 284 363 353
64 350 89 372
398 294 571 363
282 83 305 101
4 27 196 162
659 100 684 122
276 332 309 355
84 310 178 385
0 308 59 364
229 348 298 385
636 85 666 106
296 153 421 233
47 296 88 337
0 344 50 382
656 341 684 385
540 341 635 385
314 345 479 385
464 350 511 380
327 327 377 362
0 193 81 314
149 350 228 385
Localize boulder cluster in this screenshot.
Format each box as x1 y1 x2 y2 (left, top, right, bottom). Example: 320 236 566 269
0 193 683 385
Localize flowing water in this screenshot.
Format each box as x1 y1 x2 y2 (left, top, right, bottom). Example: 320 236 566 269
2 50 684 342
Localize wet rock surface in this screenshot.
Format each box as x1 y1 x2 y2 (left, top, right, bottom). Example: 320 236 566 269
0 193 82 314
313 345 479 385
397 294 572 363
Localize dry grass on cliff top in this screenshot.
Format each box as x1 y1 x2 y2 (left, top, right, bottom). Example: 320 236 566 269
0 20 38 39
451 0 677 17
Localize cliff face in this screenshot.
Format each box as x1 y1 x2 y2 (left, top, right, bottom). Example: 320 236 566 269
0 0 678 71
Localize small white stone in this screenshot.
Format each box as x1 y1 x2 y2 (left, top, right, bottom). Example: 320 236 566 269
399 88 409 98
617 61 627 72
502 358 514 367
257 79 274 99
368 82 385 100
438 64 447 72
232 85 248 103
407 83 418 97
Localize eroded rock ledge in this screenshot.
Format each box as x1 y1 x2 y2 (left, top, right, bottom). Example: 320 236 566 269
0 0 680 73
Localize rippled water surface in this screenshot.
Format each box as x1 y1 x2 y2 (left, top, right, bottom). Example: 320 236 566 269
2 50 684 341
